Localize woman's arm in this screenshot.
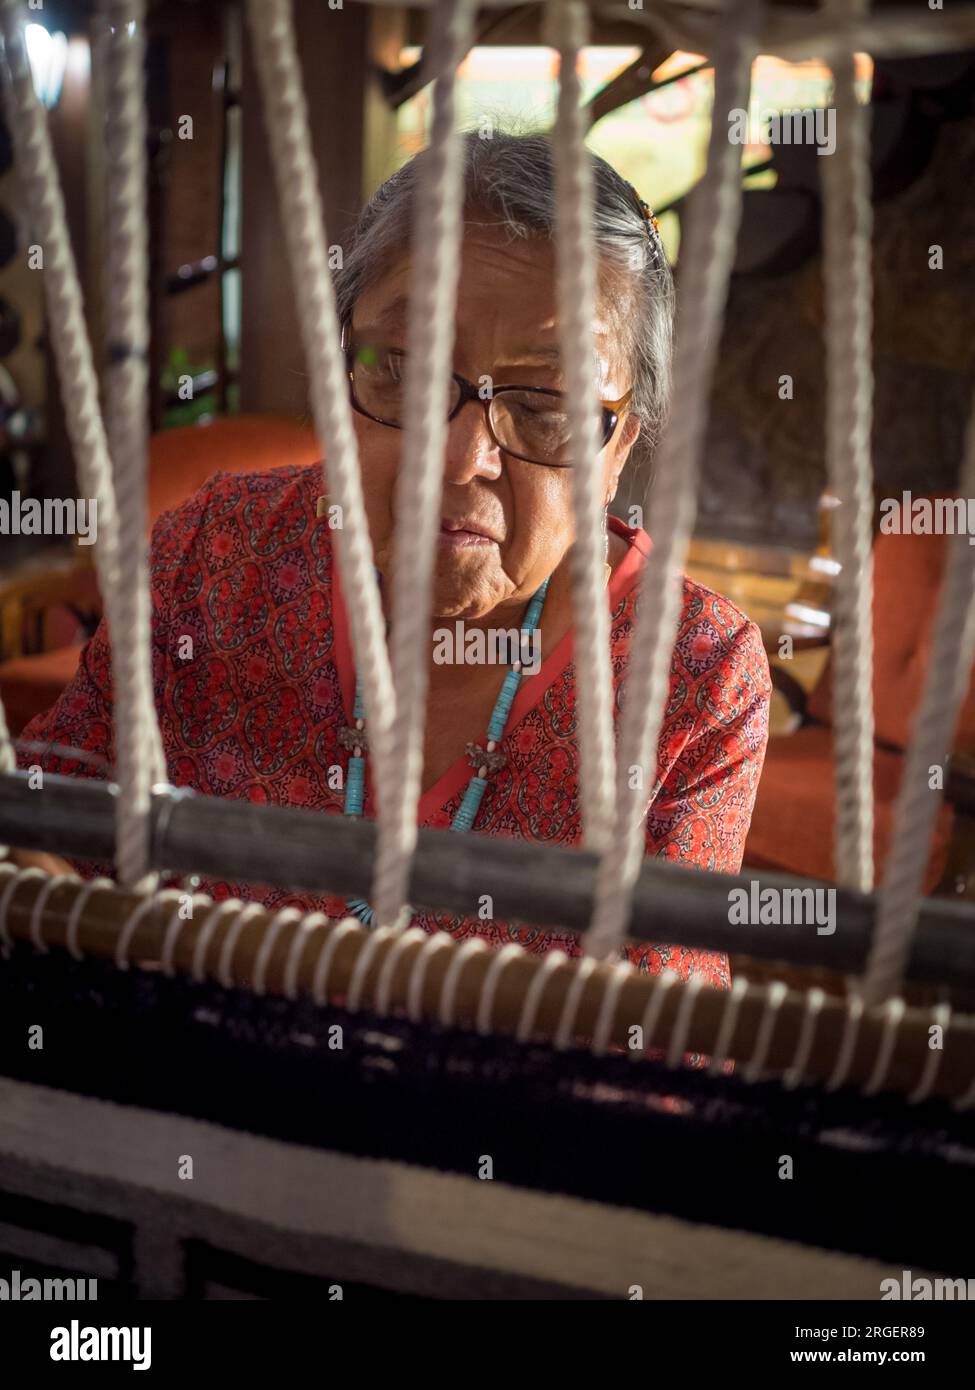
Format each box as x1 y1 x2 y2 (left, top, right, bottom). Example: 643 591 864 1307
4 847 80 876
646 617 772 875
624 617 771 984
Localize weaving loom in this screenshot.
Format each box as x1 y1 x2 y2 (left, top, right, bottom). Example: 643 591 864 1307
1 0 975 1309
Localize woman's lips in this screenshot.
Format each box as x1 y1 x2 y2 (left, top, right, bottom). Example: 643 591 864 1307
438 524 498 549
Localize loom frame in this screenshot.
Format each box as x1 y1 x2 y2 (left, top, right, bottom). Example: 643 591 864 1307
3 770 975 988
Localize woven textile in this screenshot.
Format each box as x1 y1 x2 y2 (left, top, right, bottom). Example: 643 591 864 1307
0 948 971 1300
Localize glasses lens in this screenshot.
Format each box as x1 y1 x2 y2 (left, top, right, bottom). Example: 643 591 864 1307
348 335 612 467
351 341 462 426
490 391 573 466
351 342 403 422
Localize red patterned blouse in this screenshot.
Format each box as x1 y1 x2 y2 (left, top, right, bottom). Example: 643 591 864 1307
17 462 772 985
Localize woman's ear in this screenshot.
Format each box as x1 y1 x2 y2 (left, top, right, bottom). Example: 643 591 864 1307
620 412 642 451
604 411 642 506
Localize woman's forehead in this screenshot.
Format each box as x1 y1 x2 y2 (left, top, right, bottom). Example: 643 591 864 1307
353 233 625 368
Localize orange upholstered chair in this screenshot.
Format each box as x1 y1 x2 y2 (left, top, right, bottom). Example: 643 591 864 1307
144 414 320 523
744 502 975 893
0 414 320 735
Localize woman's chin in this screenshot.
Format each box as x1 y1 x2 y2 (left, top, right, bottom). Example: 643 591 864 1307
431 553 502 620
431 587 494 621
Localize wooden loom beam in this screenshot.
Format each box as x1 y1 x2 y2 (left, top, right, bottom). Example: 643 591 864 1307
3 771 975 986
1 870 972 1104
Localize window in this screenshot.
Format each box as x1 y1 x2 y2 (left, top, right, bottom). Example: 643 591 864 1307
394 46 873 264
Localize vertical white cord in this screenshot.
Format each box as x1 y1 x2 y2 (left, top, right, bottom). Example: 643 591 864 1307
545 0 616 853
244 0 398 843
101 0 166 888
0 699 13 861
863 387 975 1004
820 0 875 893
370 0 477 929
0 705 12 776
583 0 759 960
0 0 159 887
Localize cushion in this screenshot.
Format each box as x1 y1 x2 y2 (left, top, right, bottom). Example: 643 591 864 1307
0 645 83 737
743 723 954 892
807 501 975 752
148 415 321 525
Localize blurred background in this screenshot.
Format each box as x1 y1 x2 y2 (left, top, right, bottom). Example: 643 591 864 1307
1 0 974 914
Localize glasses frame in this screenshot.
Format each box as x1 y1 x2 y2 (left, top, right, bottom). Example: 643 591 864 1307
340 319 633 468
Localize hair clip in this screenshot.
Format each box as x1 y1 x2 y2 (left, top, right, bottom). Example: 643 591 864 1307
625 180 666 272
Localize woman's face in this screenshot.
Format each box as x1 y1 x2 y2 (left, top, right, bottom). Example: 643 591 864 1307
350 223 641 620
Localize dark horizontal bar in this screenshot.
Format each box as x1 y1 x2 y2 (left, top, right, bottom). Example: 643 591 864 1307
584 58 710 126
165 255 240 295
2 770 974 988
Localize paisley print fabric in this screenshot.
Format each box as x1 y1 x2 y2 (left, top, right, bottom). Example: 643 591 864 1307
17 462 772 987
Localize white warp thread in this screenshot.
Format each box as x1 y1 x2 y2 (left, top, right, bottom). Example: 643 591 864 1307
0 11 68 856
0 0 160 887
863 389 975 1004
0 704 13 776
370 0 477 929
820 0 875 893
244 0 398 842
101 0 166 889
545 0 616 853
0 699 13 860
583 0 759 960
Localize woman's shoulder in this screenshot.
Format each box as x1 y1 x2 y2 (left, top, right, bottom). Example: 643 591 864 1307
614 563 771 699
151 460 321 535
673 573 772 704
677 573 769 655
149 461 326 579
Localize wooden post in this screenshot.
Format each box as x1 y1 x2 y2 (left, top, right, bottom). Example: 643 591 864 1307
362 6 406 200
239 0 370 418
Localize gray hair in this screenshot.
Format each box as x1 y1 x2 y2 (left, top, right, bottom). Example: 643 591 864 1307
333 126 676 512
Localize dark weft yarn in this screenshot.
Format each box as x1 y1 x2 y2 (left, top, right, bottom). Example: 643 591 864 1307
0 945 972 1279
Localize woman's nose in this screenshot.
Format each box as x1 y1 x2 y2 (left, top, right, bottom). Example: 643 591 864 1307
442 400 503 484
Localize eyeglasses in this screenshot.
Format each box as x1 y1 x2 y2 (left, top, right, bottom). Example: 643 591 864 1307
341 320 633 469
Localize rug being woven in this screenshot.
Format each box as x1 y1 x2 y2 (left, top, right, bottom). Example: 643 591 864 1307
0 947 971 1300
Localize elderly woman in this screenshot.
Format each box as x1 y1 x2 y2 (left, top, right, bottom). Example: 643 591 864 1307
12 132 771 983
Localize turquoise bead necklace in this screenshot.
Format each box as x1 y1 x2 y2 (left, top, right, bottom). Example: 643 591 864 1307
341 572 551 927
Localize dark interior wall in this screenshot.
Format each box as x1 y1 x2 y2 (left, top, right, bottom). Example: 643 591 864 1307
239 0 371 419
694 70 975 551
23 3 226 508
151 1 225 370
